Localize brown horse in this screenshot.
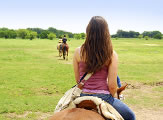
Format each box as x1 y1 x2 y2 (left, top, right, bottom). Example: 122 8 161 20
49 84 128 120
62 43 69 60
49 108 105 120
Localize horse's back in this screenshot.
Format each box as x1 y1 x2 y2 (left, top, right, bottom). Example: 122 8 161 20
49 108 105 120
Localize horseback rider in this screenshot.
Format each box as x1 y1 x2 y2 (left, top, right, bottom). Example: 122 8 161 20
73 16 135 120
61 35 69 60
62 35 67 44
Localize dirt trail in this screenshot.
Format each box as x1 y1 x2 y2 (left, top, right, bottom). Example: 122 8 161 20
134 108 163 120
125 82 163 120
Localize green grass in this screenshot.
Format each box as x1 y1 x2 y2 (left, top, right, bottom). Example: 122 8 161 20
0 38 163 119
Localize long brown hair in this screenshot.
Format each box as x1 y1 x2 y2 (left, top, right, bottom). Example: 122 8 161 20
81 16 113 73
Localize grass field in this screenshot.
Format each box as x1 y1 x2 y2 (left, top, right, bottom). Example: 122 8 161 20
0 38 163 120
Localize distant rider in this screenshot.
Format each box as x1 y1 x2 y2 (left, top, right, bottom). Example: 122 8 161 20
62 35 67 44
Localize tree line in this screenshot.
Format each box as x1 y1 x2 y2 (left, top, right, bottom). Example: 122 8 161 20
0 27 162 40
111 30 162 39
0 27 86 40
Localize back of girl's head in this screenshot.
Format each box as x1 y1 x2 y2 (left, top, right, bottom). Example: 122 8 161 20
81 16 113 73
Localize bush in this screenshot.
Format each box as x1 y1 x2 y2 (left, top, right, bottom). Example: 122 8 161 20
144 36 149 40
25 31 37 40
48 33 56 40
115 37 118 40
138 35 143 39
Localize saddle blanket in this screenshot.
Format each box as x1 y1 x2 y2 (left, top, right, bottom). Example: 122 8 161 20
67 96 124 120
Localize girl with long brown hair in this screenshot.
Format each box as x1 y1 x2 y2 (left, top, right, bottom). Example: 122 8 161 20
73 16 135 120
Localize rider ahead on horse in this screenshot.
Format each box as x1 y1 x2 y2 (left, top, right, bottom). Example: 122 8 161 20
62 35 67 44
62 35 69 60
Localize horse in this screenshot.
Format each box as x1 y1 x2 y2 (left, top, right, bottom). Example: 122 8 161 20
62 43 69 60
49 108 105 120
57 40 63 57
49 84 128 120
57 43 63 57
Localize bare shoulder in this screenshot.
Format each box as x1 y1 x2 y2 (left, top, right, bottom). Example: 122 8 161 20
113 50 118 59
74 47 81 56
74 47 81 62
75 47 80 53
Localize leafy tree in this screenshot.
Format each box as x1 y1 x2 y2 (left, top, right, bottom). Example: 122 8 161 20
142 31 162 38
8 30 17 39
80 33 86 39
26 31 37 40
0 30 5 38
117 30 124 38
17 29 29 39
142 31 152 38
74 34 81 39
48 33 56 40
68 32 73 38
151 31 162 38
27 28 44 38
153 33 162 39
128 31 139 38
111 34 118 38
0 28 17 39
48 27 57 33
116 30 139 38
39 30 49 39
47 27 73 38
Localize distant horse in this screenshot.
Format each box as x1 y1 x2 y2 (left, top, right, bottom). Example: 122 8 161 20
62 43 69 60
57 43 63 57
57 40 63 57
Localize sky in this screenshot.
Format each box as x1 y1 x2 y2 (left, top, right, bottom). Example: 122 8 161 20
0 0 163 34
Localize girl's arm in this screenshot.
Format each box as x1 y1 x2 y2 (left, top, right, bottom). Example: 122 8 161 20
108 51 118 97
73 48 80 83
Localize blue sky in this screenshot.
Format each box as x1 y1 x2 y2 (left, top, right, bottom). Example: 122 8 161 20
0 0 162 34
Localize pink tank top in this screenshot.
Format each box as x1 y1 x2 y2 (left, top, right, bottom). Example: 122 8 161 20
79 61 110 94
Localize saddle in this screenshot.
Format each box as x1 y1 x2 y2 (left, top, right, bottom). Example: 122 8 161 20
68 96 124 120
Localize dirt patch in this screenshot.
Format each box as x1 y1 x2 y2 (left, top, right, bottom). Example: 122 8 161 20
124 82 163 120
6 111 32 119
144 44 159 46
155 81 163 86
5 111 52 120
127 84 141 89
34 87 59 96
126 81 163 89
64 62 72 64
131 106 163 120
